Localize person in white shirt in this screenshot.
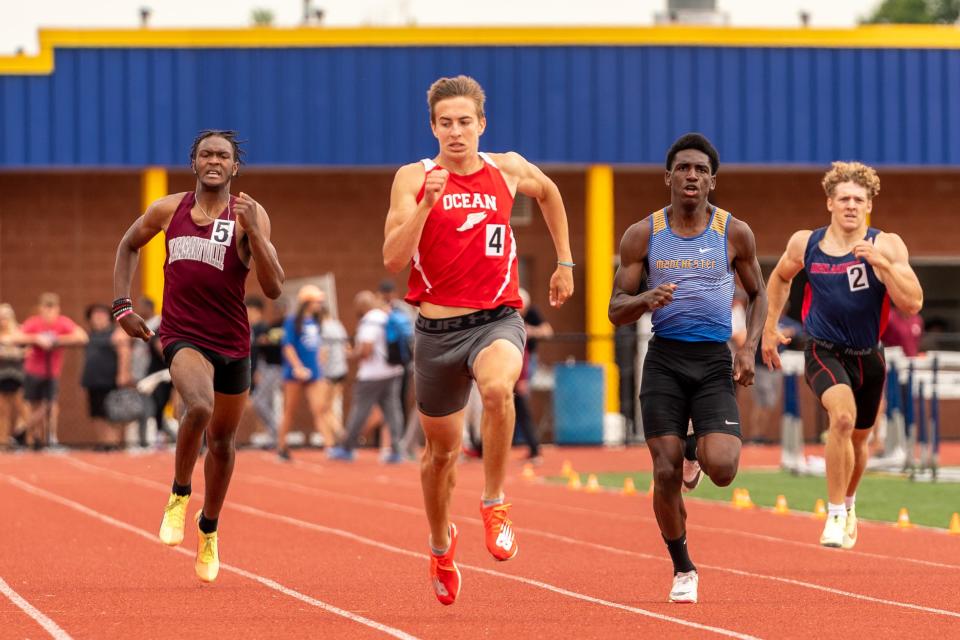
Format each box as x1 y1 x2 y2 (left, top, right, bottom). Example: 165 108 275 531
327 290 405 462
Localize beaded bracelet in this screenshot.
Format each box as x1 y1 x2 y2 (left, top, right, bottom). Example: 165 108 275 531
115 309 134 321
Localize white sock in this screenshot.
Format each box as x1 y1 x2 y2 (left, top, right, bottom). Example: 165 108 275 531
828 502 846 518
845 495 856 510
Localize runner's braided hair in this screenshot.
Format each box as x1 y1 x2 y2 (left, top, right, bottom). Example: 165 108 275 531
189 129 246 167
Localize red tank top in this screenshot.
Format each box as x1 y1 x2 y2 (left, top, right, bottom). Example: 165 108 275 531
158 192 251 359
405 153 521 309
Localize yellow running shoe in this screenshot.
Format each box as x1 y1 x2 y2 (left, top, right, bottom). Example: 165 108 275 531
194 510 220 583
159 493 190 546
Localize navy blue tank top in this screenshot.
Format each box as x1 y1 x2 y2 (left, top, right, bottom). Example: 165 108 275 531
647 206 735 342
802 226 889 349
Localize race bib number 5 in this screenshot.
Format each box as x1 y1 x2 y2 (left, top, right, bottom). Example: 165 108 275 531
211 219 235 246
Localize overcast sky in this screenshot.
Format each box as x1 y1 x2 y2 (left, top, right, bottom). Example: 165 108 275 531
3 0 883 55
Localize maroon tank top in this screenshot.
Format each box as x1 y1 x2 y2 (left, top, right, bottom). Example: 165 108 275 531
158 192 251 359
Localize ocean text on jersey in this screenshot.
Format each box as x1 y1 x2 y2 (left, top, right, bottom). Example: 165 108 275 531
442 193 497 211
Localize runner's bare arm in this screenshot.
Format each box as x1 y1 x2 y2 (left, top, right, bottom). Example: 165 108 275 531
729 218 767 386
495 152 574 307
113 194 181 341
608 219 675 325
856 232 923 314
762 230 811 369
235 194 284 300
383 163 439 273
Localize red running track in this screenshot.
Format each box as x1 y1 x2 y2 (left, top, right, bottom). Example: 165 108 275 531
2 447 959 639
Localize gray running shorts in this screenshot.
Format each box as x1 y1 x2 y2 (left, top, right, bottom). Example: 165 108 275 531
414 306 526 417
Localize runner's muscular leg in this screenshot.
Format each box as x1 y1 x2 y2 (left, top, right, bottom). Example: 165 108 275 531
821 384 857 505
648 435 687 539
420 409 465 550
697 432 741 487
202 391 248 520
847 427 872 498
169 349 215 486
472 339 523 501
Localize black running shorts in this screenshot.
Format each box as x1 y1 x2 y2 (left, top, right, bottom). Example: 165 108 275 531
804 338 886 429
639 335 741 440
163 341 251 395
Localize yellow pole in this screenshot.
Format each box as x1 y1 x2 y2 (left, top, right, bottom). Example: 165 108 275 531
140 167 167 312
585 164 618 413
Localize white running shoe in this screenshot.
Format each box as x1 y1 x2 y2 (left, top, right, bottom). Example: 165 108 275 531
669 570 699 603
820 513 846 548
842 505 858 550
682 459 702 493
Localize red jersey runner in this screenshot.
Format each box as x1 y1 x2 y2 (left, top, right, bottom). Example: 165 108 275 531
405 153 521 309
159 192 251 359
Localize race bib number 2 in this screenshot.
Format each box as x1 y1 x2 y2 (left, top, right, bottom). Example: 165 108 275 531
847 263 869 292
485 224 505 257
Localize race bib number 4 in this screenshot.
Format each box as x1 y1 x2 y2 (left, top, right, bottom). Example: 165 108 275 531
485 224 505 257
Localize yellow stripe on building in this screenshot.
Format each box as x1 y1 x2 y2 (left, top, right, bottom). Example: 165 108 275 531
4 25 960 75
140 167 167 312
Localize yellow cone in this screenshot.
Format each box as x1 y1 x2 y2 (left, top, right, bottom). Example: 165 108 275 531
896 507 914 529
622 477 637 496
567 472 582 490
731 488 742 506
560 460 574 478
813 499 827 520
521 463 535 480
739 488 755 509
949 513 960 535
774 494 789 515
585 474 601 493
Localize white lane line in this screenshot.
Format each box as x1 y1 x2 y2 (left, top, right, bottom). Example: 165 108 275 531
288 458 960 572
2 475 419 640
241 473 960 620
60 458 759 639
0 575 74 640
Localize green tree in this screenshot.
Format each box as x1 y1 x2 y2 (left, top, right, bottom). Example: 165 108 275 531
865 0 960 23
251 8 275 26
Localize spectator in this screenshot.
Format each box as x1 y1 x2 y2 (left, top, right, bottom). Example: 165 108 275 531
881 305 923 357
747 308 802 444
0 304 26 448
276 285 329 460
128 296 176 447
328 290 405 463
246 296 279 446
18 293 87 449
318 300 349 447
515 289 549 462
519 288 553 377
81 303 131 450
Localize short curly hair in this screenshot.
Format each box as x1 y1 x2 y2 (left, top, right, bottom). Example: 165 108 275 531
821 161 880 199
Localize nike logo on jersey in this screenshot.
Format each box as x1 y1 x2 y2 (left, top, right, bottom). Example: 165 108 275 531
456 212 488 232
698 247 713 254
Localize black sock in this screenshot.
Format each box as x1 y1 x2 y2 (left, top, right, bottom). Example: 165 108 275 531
664 533 696 574
171 481 191 497
198 513 218 534
683 433 698 462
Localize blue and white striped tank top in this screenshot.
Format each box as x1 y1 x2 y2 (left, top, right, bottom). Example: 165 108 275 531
647 206 735 343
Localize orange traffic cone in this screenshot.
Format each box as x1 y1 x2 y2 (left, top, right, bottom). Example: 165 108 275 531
949 513 960 535
774 494 790 515
567 472 582 490
521 463 535 480
622 477 637 496
733 488 755 510
731 488 742 506
896 507 914 529
813 499 827 520
560 460 573 478
585 474 601 493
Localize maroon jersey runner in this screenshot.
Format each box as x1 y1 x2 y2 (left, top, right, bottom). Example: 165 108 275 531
159 192 251 359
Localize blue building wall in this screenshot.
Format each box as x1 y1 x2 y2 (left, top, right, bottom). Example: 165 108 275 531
2 45 960 167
